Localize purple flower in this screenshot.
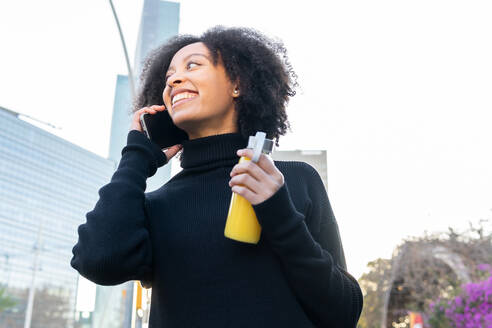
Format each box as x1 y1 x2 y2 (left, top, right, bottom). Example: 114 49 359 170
477 263 492 273
428 271 492 327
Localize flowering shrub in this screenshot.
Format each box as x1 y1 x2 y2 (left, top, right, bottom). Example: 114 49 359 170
428 298 452 328
428 264 492 328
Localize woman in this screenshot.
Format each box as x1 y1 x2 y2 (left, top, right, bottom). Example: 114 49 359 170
71 26 363 327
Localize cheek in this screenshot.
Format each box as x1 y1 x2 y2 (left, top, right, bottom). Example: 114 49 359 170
162 90 173 114
197 71 232 106
201 85 231 108
163 89 171 105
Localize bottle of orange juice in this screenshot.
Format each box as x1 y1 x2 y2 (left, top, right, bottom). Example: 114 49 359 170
224 132 274 244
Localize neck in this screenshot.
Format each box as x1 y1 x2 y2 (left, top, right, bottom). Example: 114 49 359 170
186 105 239 140
187 125 238 140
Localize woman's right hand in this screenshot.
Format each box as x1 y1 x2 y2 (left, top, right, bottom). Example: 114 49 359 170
130 105 183 162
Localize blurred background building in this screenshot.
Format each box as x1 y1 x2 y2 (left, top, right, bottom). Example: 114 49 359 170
0 106 116 327
271 150 328 192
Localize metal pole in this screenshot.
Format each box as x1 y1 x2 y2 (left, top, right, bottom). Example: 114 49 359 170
23 219 43 328
108 0 137 101
131 281 138 328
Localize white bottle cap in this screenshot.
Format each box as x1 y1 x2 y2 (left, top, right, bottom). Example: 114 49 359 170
247 131 274 163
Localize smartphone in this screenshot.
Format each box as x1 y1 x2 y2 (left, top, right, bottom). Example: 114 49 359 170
139 109 189 149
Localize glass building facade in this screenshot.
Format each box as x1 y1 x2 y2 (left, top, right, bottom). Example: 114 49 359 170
133 0 180 77
0 106 116 327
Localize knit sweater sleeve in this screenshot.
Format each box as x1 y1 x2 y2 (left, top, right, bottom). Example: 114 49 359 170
252 163 363 328
70 129 168 286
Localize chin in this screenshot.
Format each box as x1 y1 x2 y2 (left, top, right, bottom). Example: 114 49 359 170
170 109 201 131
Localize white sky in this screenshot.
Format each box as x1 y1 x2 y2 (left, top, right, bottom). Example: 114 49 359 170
1 0 491 280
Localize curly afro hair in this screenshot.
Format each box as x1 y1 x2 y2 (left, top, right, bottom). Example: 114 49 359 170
132 25 298 148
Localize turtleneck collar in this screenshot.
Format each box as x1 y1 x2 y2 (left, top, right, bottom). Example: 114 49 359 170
180 132 249 170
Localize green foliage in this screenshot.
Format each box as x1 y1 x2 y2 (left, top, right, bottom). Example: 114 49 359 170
427 298 452 328
357 219 492 328
357 258 392 328
0 285 16 313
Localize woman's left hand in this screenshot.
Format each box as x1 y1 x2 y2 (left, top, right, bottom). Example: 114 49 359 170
229 148 285 205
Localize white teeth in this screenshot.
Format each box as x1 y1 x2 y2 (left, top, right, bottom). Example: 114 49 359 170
172 92 197 105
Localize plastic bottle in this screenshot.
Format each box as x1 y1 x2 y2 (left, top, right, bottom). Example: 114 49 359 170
224 132 274 244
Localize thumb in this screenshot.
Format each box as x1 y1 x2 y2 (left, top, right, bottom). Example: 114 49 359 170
163 144 183 161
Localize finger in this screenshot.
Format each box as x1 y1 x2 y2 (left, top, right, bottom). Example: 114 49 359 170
147 109 158 116
137 108 156 115
163 144 182 161
236 148 277 176
139 105 161 112
231 185 259 204
229 173 262 193
150 105 166 110
230 160 269 183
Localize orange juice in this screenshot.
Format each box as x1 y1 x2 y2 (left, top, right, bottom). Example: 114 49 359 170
224 156 262 244
224 131 273 244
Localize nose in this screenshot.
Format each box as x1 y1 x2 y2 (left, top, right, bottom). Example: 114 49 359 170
167 72 185 88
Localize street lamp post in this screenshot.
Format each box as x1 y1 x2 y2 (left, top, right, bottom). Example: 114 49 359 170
23 219 44 328
108 0 136 100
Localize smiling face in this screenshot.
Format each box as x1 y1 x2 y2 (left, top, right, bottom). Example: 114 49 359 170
162 42 240 139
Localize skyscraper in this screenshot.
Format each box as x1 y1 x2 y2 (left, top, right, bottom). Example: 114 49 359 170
134 0 180 77
0 106 116 328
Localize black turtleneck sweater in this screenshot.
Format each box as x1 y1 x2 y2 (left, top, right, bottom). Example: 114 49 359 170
71 129 363 327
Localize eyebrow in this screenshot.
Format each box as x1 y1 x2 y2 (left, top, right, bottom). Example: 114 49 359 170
167 53 211 71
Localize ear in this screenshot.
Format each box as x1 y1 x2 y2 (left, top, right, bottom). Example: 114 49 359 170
231 83 240 98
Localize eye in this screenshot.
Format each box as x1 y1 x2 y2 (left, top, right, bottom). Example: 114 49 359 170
165 62 199 82
187 61 199 69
